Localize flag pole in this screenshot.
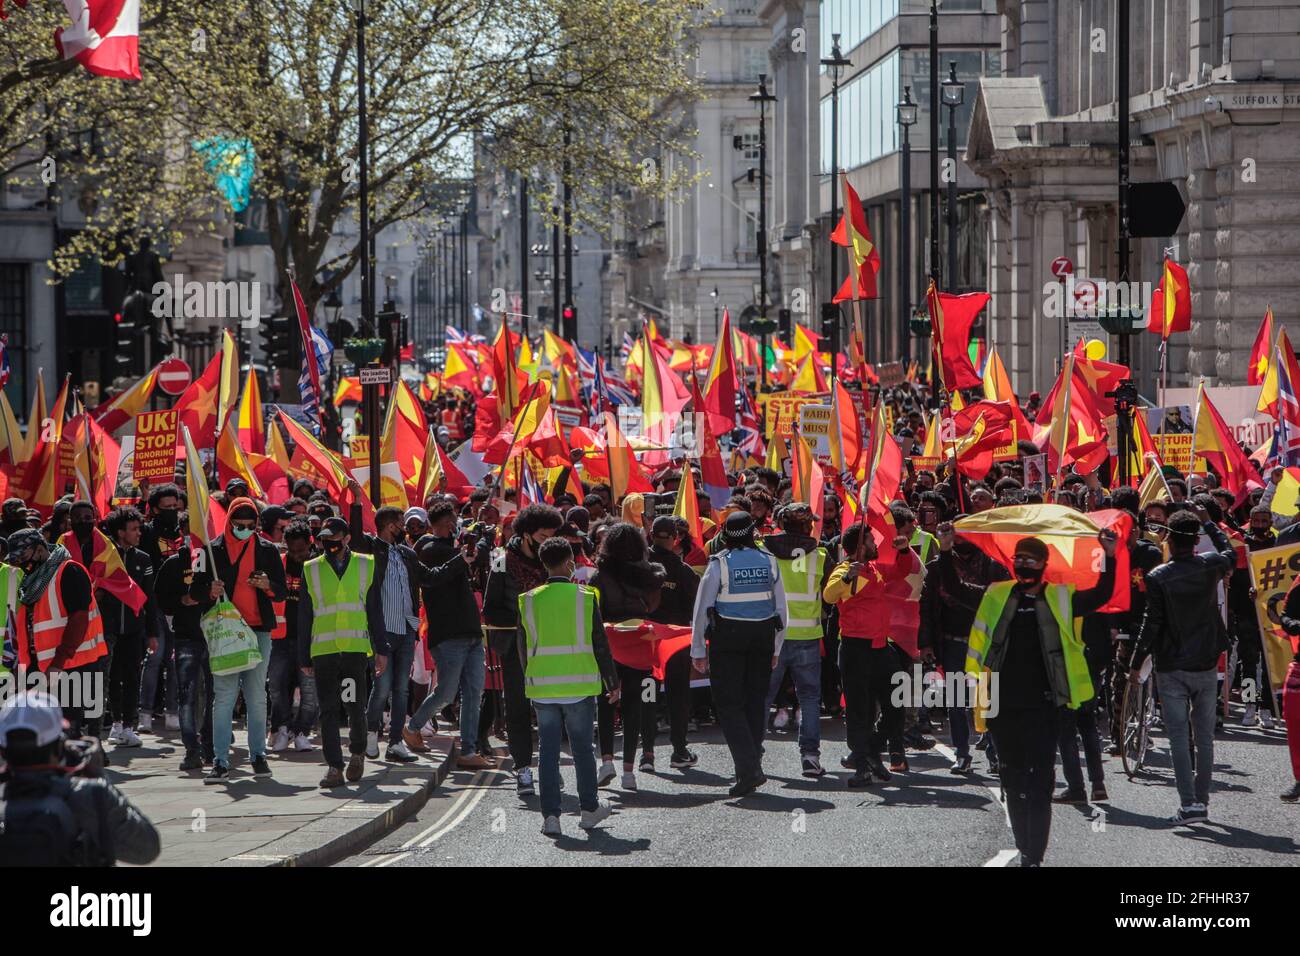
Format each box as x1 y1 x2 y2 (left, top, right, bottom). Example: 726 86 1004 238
1187 377 1205 481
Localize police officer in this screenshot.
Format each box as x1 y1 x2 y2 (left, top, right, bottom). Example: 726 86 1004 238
690 510 788 796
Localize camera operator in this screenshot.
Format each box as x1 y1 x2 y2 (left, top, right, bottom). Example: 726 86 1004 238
0 691 160 866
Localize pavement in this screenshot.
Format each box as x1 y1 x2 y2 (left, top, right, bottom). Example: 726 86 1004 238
337 705 1299 867
103 717 458 867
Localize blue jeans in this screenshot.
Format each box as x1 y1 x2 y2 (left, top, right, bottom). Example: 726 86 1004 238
175 641 213 756
367 627 417 744
535 697 599 819
765 639 822 756
1159 668 1217 808
269 637 318 735
406 636 486 756
212 630 273 767
139 608 179 717
941 636 972 759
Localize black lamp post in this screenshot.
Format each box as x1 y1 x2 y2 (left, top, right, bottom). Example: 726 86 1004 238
519 176 529 338
749 73 777 389
928 0 940 287
897 86 917 363
353 0 382 505
941 61 964 293
711 285 719 337
821 34 852 363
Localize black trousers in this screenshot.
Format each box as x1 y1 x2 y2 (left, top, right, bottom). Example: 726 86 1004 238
596 663 656 764
988 706 1060 866
664 646 691 753
840 639 903 763
105 629 144 728
1236 622 1279 715
708 619 775 782
314 652 369 770
1058 699 1104 791
499 638 534 768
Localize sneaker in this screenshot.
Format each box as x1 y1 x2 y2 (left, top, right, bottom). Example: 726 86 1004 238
270 727 291 752
846 769 874 789
204 764 230 785
1241 704 1258 727
638 752 654 773
402 726 431 753
293 733 315 752
1261 710 1276 730
579 801 613 830
621 771 638 791
728 774 766 797
950 755 973 775
516 766 535 795
320 766 346 788
179 750 203 772
974 733 989 751
669 749 698 768
1091 784 1109 803
597 761 617 787
115 727 142 747
387 741 418 763
365 731 380 759
888 753 909 773
903 726 936 751
839 755 860 771
109 721 124 742
1053 788 1088 804
1281 781 1300 802
986 755 1000 776
164 713 180 732
801 756 826 778
345 753 366 782
457 752 495 769
542 815 562 836
251 756 273 778
772 707 791 730
1170 804 1208 825
1105 742 1122 756
867 757 892 782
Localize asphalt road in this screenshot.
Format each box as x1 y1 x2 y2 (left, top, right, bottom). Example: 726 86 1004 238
338 708 1298 867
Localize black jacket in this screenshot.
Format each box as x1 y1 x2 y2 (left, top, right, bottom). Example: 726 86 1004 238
415 534 480 645
646 544 699 627
97 544 156 638
154 551 207 643
1 771 160 866
195 533 288 633
919 547 1010 649
590 559 665 625
348 505 432 640
483 536 548 654
1137 522 1235 673
1275 581 1300 663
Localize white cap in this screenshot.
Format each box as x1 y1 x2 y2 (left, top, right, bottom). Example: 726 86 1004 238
0 690 67 747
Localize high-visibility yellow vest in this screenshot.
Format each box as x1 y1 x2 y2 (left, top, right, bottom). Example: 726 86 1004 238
776 547 826 641
304 553 374 658
0 564 20 674
518 581 601 700
965 580 1094 709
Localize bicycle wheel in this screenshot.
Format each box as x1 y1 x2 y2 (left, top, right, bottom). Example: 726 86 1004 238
1120 677 1150 778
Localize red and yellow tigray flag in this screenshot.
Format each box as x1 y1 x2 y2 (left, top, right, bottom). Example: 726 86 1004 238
491 314 524 420
216 328 239 434
672 457 706 552
1192 381 1256 505
598 410 653 499
829 174 882 302
15 373 70 516
791 352 829 395
216 414 265 499
92 364 158 435
277 410 349 496
790 432 826 538
174 345 225 452
542 329 576 369
1124 405 1161 485
333 375 363 406
75 412 121 518
61 523 148 613
1043 352 1109 477
982 346 1031 442
857 402 901 566
950 400 1014 480
764 433 788 474
1257 327 1300 420
701 308 739 435
235 367 265 455
926 280 989 391
0 387 24 468
1146 257 1192 339
914 410 943 470
20 368 48 465
181 424 221 547
380 382 429 500
1137 454 1173 510
1248 306 1275 387
792 324 821 362
266 418 292 475
640 333 690 469
828 377 862 479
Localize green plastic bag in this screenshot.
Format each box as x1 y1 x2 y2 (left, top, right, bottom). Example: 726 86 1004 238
202 599 263 676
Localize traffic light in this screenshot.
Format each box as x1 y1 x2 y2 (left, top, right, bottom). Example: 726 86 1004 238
260 315 293 370
778 307 792 340
820 302 842 364
562 303 577 342
378 306 401 366
113 307 137 374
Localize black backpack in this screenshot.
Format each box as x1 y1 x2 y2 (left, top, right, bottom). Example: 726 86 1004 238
0 775 86 866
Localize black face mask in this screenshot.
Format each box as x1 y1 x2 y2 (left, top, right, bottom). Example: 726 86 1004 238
1013 565 1045 586
154 510 179 532
323 540 345 555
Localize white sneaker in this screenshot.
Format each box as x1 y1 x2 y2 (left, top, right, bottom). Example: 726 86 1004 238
109 721 124 742
115 727 142 747
293 733 315 751
597 761 617 787
516 766 535 795
164 713 180 731
387 740 414 760
270 727 291 752
773 708 791 730
366 731 380 759
1261 710 1275 729
542 815 562 836
1241 704 1258 727
579 800 613 830
621 771 637 791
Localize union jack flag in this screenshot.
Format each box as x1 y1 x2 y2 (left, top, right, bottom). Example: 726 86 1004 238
736 386 765 462
1277 350 1300 467
577 347 599 410
519 460 547 506
603 369 637 408
619 331 635 364
445 326 468 345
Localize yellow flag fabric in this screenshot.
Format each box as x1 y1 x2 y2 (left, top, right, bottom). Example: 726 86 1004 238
21 369 47 465
183 425 214 548
0 388 24 466
217 329 239 435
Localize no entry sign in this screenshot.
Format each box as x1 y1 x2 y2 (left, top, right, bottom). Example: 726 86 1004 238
157 358 192 396
1051 256 1073 280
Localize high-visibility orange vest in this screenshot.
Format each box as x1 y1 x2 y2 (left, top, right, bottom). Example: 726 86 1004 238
16 562 107 672
441 408 464 440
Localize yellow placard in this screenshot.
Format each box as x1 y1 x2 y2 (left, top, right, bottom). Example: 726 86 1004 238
1248 543 1300 697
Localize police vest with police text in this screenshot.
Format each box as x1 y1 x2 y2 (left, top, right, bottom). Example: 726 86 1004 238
713 548 780 623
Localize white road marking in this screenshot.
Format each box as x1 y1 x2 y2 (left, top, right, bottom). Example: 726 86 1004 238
984 849 1020 867
932 741 1017 867
358 766 509 866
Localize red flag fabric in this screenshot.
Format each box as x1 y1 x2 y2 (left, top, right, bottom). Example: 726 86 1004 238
701 308 738 435
829 178 881 300
951 400 1014 479
926 282 988 391
61 526 148 614
1146 258 1192 338
1248 306 1275 387
174 348 223 451
55 0 141 81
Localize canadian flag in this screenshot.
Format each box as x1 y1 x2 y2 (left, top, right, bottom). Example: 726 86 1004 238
54 0 140 80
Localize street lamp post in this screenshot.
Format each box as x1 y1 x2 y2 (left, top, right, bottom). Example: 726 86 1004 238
550 205 560 334
353 0 381 505
711 286 719 337
942 62 964 293
897 86 917 365
750 73 777 389
519 176 529 338
821 34 852 365
928 0 940 287
563 127 576 342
